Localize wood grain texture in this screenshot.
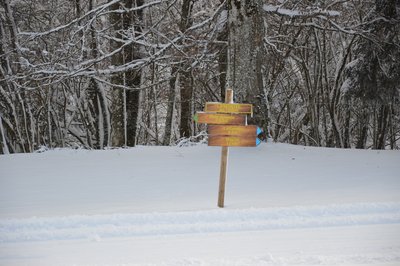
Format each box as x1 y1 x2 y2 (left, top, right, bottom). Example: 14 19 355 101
194 112 246 125
218 89 233 208
208 135 259 147
218 146 228 208
208 125 258 136
205 102 253 115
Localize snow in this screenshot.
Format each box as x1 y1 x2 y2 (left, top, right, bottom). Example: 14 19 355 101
0 143 399 265
263 4 341 18
2 203 400 243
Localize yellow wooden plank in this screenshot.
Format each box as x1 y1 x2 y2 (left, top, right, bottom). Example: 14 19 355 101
208 125 260 136
193 112 246 125
208 135 260 147
205 102 253 115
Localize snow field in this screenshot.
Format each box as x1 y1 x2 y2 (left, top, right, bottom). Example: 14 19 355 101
0 143 399 265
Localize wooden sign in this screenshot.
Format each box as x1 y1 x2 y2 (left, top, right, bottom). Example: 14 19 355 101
193 89 262 208
208 135 261 147
193 112 246 125
205 102 253 115
208 125 262 137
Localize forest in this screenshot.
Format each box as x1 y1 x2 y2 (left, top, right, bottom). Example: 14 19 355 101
0 0 399 154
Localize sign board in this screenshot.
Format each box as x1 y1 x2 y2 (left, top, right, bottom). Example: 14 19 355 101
205 102 253 115
208 125 262 137
193 112 246 125
208 135 261 147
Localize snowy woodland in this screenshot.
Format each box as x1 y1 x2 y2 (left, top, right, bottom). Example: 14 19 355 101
0 0 399 153
1 1 400 264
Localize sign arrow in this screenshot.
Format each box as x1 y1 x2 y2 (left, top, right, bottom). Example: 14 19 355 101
256 127 262 136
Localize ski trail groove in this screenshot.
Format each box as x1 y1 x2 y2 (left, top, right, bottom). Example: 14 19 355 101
1 202 400 243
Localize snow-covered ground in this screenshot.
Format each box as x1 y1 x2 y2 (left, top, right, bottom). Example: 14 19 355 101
0 143 399 265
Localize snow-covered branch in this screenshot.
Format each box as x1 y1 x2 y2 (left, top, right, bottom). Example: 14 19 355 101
263 4 341 18
19 0 163 38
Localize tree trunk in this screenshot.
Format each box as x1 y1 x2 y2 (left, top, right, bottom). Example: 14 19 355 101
109 0 125 147
376 104 389 149
343 101 351 148
227 0 268 136
217 11 228 101
0 115 10 154
125 87 141 147
389 102 395 149
163 0 194 143
109 0 143 147
87 0 111 149
178 0 194 139
150 62 159 145
356 107 369 149
179 70 193 138
163 70 178 145
125 0 143 147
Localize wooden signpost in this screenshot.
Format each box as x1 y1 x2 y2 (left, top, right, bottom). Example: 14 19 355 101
194 89 262 208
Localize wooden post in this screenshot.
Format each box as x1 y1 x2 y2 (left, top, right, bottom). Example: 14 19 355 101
218 89 233 207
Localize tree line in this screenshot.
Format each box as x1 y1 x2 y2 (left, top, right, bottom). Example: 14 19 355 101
0 0 399 154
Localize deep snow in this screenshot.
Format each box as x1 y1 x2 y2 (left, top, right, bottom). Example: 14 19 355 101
0 143 399 265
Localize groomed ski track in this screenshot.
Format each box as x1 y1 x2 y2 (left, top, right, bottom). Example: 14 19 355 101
1 202 400 243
